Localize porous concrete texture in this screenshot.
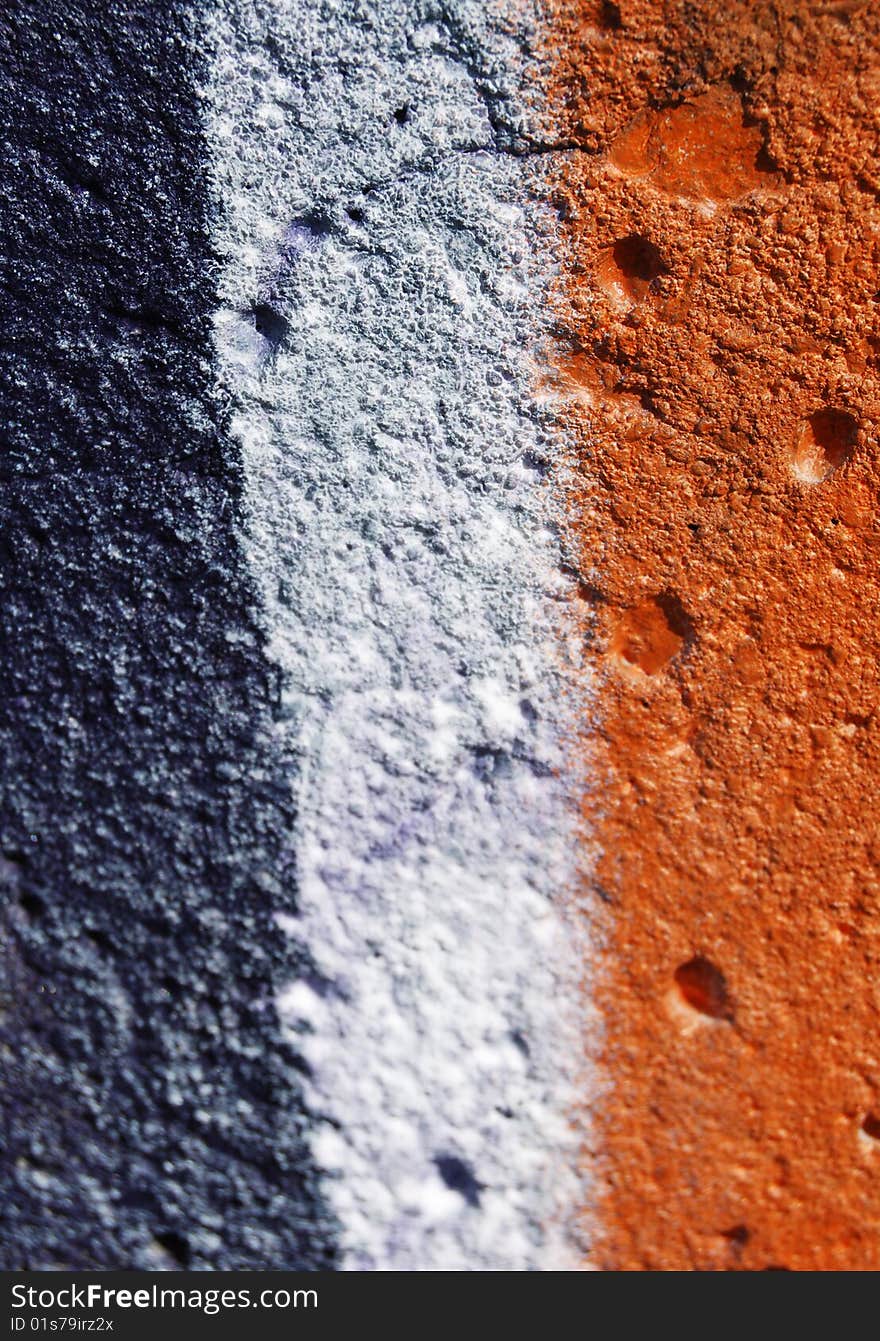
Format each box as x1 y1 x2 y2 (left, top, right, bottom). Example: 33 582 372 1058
0 0 334 1270
206 0 592 1270
547 0 880 1270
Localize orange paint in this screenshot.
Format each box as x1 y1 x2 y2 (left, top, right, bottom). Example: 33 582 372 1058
545 1 880 1268
610 86 766 204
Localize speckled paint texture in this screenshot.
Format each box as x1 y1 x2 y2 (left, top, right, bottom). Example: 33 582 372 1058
0 0 334 1269
5 0 878 1275
205 0 592 1271
547 0 880 1271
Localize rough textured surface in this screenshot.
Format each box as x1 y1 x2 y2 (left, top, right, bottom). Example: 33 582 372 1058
0 0 334 1269
547 0 880 1271
206 0 591 1271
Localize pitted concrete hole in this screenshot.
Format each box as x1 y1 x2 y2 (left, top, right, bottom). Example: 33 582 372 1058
722 1224 750 1245
154 1231 191 1267
250 303 289 351
598 234 665 307
674 956 732 1021
18 889 45 921
611 592 692 675
434 1155 483 1208
859 1112 880 1149
599 1 622 29
791 408 857 483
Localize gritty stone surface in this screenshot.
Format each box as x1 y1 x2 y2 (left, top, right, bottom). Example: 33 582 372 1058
0 0 334 1269
206 0 593 1270
547 0 880 1271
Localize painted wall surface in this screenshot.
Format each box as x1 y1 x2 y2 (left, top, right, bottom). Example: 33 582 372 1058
1 0 589 1271
4 0 880 1273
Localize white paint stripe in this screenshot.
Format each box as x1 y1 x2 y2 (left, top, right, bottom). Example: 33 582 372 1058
204 0 592 1269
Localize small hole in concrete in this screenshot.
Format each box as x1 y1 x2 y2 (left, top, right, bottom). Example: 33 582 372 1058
250 303 289 350
291 211 332 240
510 1028 530 1056
154 1231 190 1267
613 234 663 284
674 956 731 1020
394 105 411 124
434 1155 483 1207
860 1112 880 1142
611 593 692 675
598 234 665 307
722 1224 750 1246
791 408 857 483
19 890 45 920
599 0 622 28
60 159 109 203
